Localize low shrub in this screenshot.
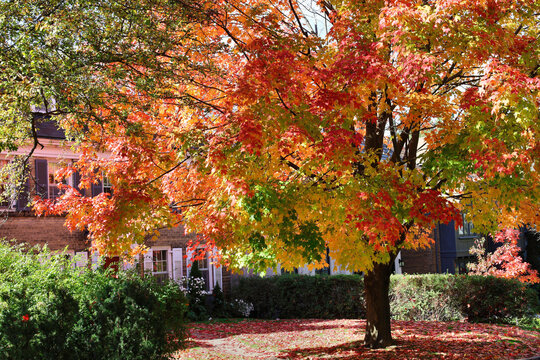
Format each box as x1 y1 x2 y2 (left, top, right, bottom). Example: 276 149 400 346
232 273 539 324
0 241 188 360
454 275 540 323
233 274 365 319
390 274 463 321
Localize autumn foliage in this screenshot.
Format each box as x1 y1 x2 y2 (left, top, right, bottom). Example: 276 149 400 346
37 0 539 273
468 229 540 283
24 0 540 348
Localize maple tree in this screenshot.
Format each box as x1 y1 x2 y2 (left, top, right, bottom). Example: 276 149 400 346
7 0 539 349
468 228 539 283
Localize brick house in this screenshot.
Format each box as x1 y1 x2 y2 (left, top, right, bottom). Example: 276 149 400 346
0 119 230 294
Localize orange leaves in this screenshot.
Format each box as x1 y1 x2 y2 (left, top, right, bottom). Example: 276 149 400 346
468 229 540 283
32 0 539 273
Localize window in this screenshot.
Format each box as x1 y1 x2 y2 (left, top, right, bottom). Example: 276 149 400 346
103 174 112 195
187 247 222 293
143 247 183 284
153 250 169 284
48 162 63 199
196 251 211 291
39 160 71 200
455 256 474 274
458 213 476 237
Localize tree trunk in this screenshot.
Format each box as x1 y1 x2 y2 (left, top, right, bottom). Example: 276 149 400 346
364 260 394 348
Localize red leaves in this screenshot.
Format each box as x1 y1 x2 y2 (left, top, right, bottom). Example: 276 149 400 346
469 229 540 283
410 189 462 227
237 117 264 156
318 126 363 163
470 138 530 177
175 319 540 359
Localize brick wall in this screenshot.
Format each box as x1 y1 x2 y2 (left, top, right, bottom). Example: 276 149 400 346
400 228 441 274
401 246 438 274
0 213 88 251
0 214 232 294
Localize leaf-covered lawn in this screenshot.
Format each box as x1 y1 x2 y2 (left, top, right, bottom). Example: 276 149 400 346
172 319 540 359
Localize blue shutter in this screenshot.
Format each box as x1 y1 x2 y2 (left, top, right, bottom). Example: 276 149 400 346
35 159 48 199
91 177 102 197
16 176 30 211
72 171 84 195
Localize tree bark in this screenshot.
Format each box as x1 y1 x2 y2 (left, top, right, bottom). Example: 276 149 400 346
364 260 394 348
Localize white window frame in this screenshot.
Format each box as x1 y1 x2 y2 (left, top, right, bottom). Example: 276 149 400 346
152 247 170 283
144 246 174 283
102 173 112 194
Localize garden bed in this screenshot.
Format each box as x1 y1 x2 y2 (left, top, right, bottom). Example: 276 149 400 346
173 319 540 359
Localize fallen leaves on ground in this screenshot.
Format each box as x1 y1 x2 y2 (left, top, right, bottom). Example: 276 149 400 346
172 319 540 359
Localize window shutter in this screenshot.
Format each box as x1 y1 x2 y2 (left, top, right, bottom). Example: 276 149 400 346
75 252 88 268
123 258 134 271
329 256 336 275
143 249 153 274
16 177 30 211
72 171 84 195
91 178 103 197
35 159 48 199
186 249 194 278
172 248 183 284
212 247 223 290
123 244 138 271
91 251 101 270
207 253 214 292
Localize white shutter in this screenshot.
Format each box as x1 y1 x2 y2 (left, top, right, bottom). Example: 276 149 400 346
123 258 134 271
91 251 101 270
394 251 403 275
186 249 194 277
214 263 223 290
143 249 153 274
172 248 183 283
75 252 88 268
329 256 336 275
124 244 139 271
212 247 222 290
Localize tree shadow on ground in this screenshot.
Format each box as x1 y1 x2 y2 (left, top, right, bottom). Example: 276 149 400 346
279 336 535 360
188 319 361 340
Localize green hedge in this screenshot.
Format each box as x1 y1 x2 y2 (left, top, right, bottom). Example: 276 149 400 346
0 242 188 360
455 275 540 323
233 274 365 319
233 273 539 324
391 274 539 323
390 274 463 321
